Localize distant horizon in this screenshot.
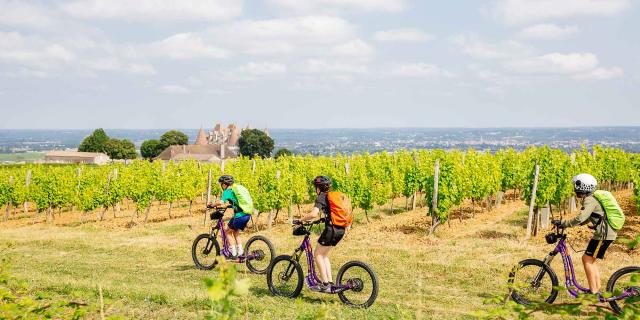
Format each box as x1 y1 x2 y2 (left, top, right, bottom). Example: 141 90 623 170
2 125 640 131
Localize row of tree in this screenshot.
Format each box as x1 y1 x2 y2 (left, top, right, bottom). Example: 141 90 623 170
78 129 136 160
80 128 283 160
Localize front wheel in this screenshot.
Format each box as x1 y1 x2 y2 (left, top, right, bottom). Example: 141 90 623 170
192 233 220 270
245 235 275 274
508 259 559 305
336 261 378 308
266 255 303 298
607 266 640 315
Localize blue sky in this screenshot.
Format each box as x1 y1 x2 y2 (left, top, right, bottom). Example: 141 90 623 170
0 0 638 129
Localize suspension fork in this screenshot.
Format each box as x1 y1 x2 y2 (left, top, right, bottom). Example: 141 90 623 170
283 247 303 280
532 252 557 286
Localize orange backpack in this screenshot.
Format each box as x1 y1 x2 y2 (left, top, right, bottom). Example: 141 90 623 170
327 191 353 228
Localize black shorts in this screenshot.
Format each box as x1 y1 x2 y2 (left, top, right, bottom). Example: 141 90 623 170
318 225 345 247
585 239 613 259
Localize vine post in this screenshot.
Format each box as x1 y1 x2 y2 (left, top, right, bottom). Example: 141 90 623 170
429 159 440 235
526 164 540 239
99 172 112 221
23 170 31 214
113 169 120 216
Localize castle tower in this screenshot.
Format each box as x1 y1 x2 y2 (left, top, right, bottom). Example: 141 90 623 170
195 127 208 146
228 124 240 146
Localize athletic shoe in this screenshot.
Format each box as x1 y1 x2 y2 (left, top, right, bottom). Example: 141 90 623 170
320 282 333 293
309 284 322 292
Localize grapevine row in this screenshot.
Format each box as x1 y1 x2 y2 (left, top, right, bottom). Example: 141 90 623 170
0 146 637 231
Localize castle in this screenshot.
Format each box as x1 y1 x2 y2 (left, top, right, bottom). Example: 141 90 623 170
157 123 269 162
194 123 269 148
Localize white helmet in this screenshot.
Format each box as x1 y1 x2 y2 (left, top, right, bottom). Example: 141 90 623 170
573 173 597 194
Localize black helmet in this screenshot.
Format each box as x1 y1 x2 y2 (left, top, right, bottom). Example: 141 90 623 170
218 175 234 185
313 176 331 192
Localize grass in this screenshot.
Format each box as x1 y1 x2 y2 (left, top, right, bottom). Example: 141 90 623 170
0 192 638 319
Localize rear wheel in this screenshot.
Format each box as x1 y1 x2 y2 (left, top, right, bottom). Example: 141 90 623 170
336 261 378 308
508 259 559 305
191 234 220 270
607 266 640 314
266 255 303 298
245 235 275 274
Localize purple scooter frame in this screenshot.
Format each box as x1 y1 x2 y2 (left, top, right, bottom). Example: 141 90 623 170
295 224 354 293
267 219 379 308
527 226 638 303
192 207 275 274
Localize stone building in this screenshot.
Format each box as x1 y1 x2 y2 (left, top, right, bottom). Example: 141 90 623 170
45 151 110 165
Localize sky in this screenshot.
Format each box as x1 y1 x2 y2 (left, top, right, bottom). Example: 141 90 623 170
0 0 638 129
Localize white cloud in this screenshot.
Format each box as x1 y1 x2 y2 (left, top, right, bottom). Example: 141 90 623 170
62 0 242 22
0 1 55 28
152 33 228 59
159 85 191 94
0 32 75 71
208 16 356 56
236 62 287 76
518 24 580 40
374 28 434 43
330 39 374 57
127 63 157 75
507 52 599 74
450 34 531 60
303 59 368 74
266 0 406 13
391 63 455 78
573 67 623 80
490 0 631 25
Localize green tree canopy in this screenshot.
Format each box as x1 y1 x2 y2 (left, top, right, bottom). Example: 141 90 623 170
105 138 137 160
274 148 293 159
160 130 189 148
141 139 163 159
78 128 109 153
239 129 274 159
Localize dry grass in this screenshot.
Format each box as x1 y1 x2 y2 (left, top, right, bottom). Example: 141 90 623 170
0 191 637 319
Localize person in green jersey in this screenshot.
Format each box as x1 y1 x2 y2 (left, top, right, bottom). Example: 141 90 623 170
210 175 251 258
553 173 617 295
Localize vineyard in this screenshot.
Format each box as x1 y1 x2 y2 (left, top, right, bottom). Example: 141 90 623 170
1 146 638 234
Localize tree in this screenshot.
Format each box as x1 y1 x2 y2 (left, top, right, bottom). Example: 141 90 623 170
160 130 189 148
274 148 293 159
78 128 109 153
141 139 163 159
105 139 137 160
239 129 274 159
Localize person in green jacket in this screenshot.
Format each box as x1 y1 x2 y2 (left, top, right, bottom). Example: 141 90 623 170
553 173 617 295
210 175 251 259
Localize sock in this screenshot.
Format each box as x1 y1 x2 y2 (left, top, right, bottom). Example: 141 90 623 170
237 244 243 255
230 245 237 256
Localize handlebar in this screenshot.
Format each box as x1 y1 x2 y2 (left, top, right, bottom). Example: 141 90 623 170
207 203 229 210
292 218 325 226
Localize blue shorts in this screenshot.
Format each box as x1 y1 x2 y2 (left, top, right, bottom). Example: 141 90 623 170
228 214 251 231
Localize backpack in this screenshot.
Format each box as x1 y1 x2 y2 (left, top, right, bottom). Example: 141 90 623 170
327 191 353 228
592 190 625 231
231 184 254 214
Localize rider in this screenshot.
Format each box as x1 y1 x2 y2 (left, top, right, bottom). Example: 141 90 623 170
553 173 617 295
209 175 251 259
296 176 345 293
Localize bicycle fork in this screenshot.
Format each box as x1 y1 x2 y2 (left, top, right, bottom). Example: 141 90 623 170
281 249 302 282
531 253 557 288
